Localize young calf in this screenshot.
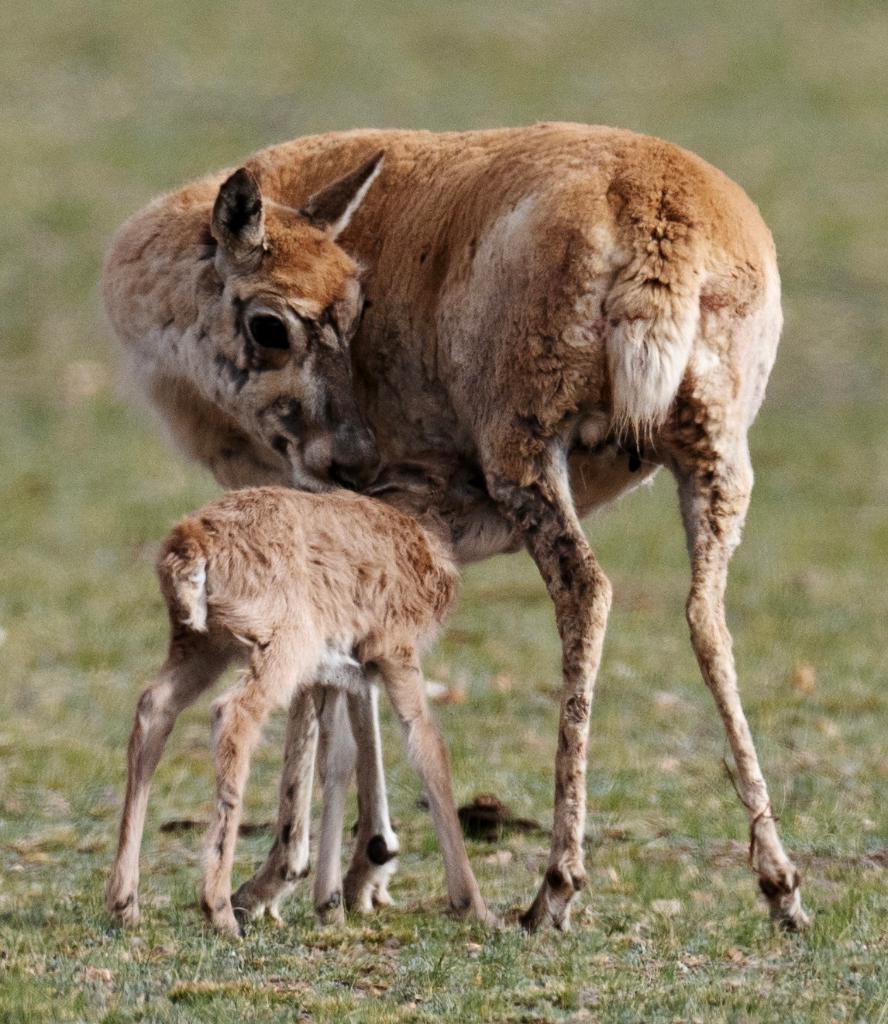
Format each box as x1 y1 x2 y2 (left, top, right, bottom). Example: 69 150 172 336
106 485 494 937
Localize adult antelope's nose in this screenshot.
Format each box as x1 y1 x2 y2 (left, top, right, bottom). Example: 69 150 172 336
328 426 381 491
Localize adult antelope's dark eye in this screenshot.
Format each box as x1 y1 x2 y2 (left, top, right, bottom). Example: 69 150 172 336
248 314 290 350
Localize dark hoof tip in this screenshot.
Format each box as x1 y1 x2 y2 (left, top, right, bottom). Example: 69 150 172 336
758 876 782 900
367 834 396 865
544 866 565 890
518 912 539 933
111 892 135 913
316 890 342 914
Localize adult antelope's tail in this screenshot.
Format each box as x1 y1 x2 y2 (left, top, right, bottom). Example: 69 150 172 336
157 518 210 633
604 184 704 443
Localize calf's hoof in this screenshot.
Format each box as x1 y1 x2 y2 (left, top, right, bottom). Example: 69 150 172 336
344 851 399 915
315 890 346 926
231 880 270 923
201 895 244 939
450 894 502 930
107 889 141 929
475 905 504 930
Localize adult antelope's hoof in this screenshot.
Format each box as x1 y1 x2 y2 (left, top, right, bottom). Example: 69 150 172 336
520 864 584 933
759 873 810 931
518 892 549 933
761 880 810 931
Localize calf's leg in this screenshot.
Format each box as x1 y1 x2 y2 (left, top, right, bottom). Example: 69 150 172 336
343 686 400 913
379 649 496 926
202 642 297 937
107 631 232 927
232 688 318 926
312 688 356 923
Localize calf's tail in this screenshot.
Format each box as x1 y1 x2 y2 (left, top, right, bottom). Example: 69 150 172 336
157 518 210 633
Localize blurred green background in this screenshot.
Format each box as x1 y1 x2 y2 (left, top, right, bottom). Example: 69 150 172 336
1 2 886 1022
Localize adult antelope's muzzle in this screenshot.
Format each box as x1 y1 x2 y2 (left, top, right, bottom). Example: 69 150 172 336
314 348 380 490
328 423 381 491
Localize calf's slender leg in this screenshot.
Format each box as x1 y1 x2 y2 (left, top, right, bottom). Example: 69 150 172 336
107 631 232 927
235 667 398 924
312 688 356 923
343 685 400 912
232 688 319 926
674 440 808 929
379 647 496 926
485 442 612 932
202 641 298 937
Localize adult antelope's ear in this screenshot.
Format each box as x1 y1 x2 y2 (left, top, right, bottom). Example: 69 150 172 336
211 167 266 264
300 150 384 240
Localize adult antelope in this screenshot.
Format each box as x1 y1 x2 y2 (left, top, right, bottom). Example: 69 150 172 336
103 123 808 931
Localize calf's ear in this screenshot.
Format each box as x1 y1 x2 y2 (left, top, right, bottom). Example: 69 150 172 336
211 167 266 263
300 150 384 240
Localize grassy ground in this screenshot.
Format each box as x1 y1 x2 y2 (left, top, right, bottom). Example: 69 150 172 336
1 1 887 1021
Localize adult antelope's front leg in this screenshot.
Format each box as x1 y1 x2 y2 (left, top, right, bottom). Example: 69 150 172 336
232 688 318 927
487 444 612 932
675 442 808 929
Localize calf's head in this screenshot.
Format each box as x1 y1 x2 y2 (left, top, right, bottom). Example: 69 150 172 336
210 153 383 491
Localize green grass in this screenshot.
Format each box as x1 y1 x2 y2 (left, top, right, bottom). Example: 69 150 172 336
1 1 887 1021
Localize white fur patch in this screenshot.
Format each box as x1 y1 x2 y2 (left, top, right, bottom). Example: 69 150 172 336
315 644 365 690
327 157 384 240
740 260 783 426
606 299 699 441
181 561 208 632
474 197 537 266
689 341 720 377
578 410 610 449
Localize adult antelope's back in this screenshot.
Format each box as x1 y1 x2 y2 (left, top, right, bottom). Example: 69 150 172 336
104 123 807 932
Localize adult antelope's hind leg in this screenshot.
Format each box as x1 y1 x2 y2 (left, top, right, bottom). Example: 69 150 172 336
232 688 319 927
675 440 808 930
107 631 232 927
343 686 400 913
380 649 496 926
486 444 612 932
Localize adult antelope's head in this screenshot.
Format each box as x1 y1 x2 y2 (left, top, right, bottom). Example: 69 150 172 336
209 152 383 491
